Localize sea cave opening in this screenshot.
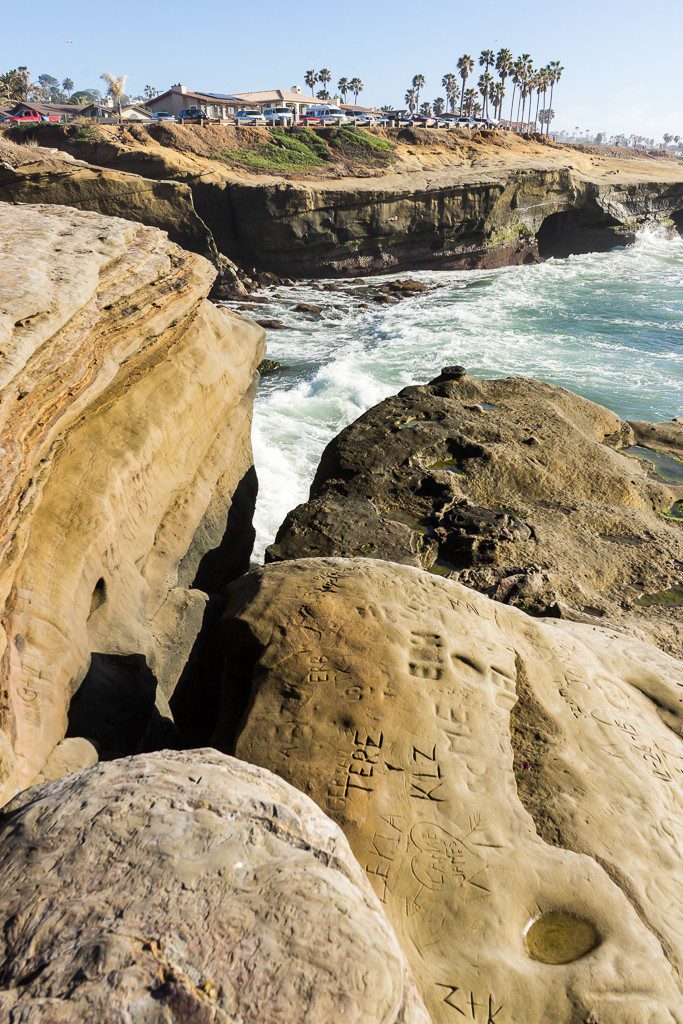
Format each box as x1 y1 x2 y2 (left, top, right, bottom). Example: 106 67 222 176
536 208 625 259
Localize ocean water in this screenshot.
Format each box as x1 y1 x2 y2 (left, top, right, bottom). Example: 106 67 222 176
250 230 683 560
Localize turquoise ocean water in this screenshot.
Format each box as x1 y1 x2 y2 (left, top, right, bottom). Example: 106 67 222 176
250 230 683 559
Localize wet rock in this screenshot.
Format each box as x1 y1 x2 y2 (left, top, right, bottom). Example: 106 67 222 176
293 301 324 315
256 318 287 329
268 375 681 652
0 748 429 1024
220 558 683 1024
258 358 284 375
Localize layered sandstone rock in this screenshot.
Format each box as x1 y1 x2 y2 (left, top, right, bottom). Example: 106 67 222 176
0 136 220 262
0 201 264 802
220 558 683 1024
0 748 429 1024
269 373 682 652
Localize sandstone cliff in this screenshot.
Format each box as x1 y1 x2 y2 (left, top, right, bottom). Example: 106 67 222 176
269 372 682 653
218 558 683 1024
4 126 683 276
0 748 429 1023
0 201 264 803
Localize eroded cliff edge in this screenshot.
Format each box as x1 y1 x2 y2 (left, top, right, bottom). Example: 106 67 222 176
0 201 264 802
3 125 683 277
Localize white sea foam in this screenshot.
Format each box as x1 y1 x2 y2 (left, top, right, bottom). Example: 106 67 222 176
250 234 683 560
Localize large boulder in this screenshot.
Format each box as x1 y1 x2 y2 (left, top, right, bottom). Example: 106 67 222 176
268 373 682 653
0 201 264 802
0 748 429 1024
219 558 683 1024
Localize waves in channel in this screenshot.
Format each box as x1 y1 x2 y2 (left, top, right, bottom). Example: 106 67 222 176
251 231 683 560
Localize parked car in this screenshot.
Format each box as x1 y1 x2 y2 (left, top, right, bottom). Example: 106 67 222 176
4 109 61 123
263 106 294 126
471 117 498 129
151 111 175 121
353 112 389 127
411 114 436 127
234 109 267 127
177 106 208 123
300 104 346 126
453 116 478 129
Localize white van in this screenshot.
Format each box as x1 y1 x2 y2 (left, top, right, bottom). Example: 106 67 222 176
302 104 346 125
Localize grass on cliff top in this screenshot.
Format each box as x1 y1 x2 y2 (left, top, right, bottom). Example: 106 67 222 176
232 126 395 173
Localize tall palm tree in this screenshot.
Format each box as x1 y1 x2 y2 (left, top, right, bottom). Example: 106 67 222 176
495 48 513 122
317 69 332 99
478 71 492 116
509 59 522 125
441 72 458 113
62 77 74 96
515 55 532 126
100 72 127 124
479 49 495 113
433 96 445 115
457 54 474 115
349 77 363 103
337 77 349 101
547 61 564 133
404 88 417 113
304 70 318 94
412 74 425 110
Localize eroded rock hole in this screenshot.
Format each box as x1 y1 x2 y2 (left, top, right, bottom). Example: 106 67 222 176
525 912 600 964
67 653 180 759
89 577 106 615
671 209 683 236
536 208 625 259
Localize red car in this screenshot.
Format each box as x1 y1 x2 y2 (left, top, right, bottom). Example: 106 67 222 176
3 108 62 123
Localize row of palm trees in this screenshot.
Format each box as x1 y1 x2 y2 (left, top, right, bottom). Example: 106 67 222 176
304 69 364 104
403 51 563 132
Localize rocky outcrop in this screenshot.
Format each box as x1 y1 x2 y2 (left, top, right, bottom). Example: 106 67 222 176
218 558 683 1024
269 372 682 652
216 169 683 276
0 748 429 1023
0 136 220 263
4 129 683 277
0 201 264 803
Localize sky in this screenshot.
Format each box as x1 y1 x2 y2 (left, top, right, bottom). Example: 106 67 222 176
1 0 681 139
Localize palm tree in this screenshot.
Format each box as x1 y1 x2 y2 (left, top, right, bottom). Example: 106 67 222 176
349 77 363 103
463 87 477 116
495 48 512 122
479 49 495 113
412 74 425 110
304 70 318 94
62 77 74 96
100 72 127 124
433 96 445 115
337 77 349 101
457 54 474 115
404 88 417 113
317 68 332 99
509 59 522 126
478 71 492 117
547 61 564 133
441 73 458 113
515 55 532 126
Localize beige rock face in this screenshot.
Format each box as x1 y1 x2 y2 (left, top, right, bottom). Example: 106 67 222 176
226 558 683 1024
0 201 265 802
0 748 429 1024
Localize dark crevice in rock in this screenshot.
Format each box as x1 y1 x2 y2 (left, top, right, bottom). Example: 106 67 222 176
66 653 181 759
171 467 258 746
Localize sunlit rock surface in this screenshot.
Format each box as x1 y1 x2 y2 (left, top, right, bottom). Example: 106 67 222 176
221 558 683 1024
0 201 264 802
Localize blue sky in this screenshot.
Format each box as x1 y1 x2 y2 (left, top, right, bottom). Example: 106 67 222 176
1 0 680 138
